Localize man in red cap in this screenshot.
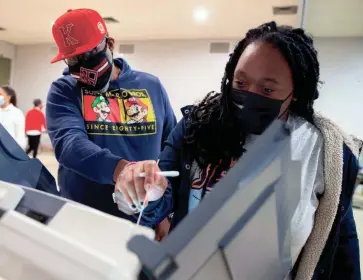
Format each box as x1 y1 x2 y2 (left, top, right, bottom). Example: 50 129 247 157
46 8 176 227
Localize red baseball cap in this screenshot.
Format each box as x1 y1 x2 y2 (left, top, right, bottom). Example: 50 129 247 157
50 8 108 63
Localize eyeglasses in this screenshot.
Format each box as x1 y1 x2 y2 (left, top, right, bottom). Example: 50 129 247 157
64 37 108 66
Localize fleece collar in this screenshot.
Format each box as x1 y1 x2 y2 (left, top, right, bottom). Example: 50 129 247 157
295 111 361 280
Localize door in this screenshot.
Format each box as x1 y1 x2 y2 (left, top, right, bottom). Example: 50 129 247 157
0 57 11 85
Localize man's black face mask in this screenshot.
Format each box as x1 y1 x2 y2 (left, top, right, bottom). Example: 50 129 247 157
68 48 113 92
230 88 292 135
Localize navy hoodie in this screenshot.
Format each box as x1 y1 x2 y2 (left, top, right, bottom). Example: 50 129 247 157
46 58 176 226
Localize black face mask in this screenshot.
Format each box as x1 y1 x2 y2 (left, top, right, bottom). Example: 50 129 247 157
69 49 113 92
230 88 292 135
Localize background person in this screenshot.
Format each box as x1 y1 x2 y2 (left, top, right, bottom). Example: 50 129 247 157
115 22 361 279
0 85 26 149
46 9 176 222
25 98 46 158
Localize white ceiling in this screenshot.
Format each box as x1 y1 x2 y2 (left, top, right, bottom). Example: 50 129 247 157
0 0 298 45
0 0 361 45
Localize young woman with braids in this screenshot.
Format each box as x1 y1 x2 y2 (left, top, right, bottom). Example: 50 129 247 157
114 22 361 279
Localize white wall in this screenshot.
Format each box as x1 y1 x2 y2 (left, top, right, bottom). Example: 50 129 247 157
118 40 234 119
10 38 363 138
314 38 363 139
11 44 64 113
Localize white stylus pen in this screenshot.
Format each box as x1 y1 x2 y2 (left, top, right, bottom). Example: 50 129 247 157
138 171 180 178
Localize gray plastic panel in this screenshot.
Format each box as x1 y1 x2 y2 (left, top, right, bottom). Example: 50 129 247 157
221 192 281 280
166 121 290 255
219 180 277 248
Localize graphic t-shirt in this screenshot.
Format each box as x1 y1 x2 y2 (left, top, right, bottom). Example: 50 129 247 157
82 88 157 136
189 159 237 212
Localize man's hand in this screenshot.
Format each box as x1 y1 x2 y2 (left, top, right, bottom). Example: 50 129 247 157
113 159 130 183
155 218 171 242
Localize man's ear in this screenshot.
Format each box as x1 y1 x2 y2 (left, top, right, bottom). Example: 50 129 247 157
107 37 115 52
93 107 98 113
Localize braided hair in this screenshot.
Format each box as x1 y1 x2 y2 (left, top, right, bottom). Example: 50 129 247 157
184 21 320 168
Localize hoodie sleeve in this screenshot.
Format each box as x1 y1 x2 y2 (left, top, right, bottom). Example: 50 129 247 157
46 81 122 185
160 82 177 149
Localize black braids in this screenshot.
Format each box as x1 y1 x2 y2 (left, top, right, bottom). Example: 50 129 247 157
292 28 320 101
185 21 321 167
219 38 248 116
184 91 221 138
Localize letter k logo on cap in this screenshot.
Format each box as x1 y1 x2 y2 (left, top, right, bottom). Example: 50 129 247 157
59 23 79 47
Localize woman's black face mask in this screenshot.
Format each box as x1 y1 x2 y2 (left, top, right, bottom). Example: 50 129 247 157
68 48 113 92
230 88 292 135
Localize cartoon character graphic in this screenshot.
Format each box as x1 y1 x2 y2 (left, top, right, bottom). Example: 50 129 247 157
82 88 157 136
92 96 111 122
125 97 148 124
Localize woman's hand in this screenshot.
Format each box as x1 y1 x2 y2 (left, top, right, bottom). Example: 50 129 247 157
114 160 168 213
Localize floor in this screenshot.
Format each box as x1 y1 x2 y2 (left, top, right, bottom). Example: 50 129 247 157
37 152 363 272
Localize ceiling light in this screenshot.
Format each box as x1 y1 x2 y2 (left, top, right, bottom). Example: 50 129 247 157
193 7 209 23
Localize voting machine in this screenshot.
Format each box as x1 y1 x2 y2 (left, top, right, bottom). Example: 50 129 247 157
129 120 302 280
0 181 155 280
